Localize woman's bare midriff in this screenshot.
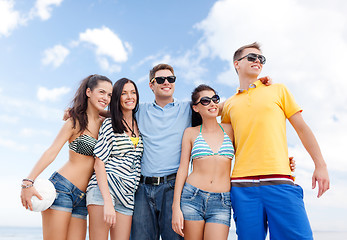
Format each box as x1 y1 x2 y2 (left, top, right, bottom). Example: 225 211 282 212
186 155 231 193
57 151 95 192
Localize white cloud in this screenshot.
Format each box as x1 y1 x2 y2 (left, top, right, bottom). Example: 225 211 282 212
30 0 63 20
42 44 70 68
0 0 22 37
20 128 52 138
0 114 19 124
0 0 62 37
37 86 70 102
78 26 130 73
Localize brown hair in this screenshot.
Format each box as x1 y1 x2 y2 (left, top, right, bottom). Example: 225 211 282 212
149 63 174 82
233 42 262 62
69 74 112 133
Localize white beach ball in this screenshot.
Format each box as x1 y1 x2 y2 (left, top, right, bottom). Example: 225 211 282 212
31 179 56 212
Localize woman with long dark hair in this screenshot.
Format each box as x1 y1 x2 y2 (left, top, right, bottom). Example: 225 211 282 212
86 78 144 240
20 74 113 240
172 84 234 240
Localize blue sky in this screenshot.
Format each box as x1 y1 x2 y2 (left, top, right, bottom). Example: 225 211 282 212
1 0 346 233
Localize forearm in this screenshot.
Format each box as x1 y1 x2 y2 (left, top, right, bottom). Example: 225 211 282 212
26 148 59 180
172 166 188 209
94 159 113 203
296 125 326 168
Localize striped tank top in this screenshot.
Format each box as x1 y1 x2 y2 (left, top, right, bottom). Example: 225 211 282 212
191 124 234 160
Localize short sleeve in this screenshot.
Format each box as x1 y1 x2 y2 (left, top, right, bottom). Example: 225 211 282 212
93 118 113 163
279 84 302 119
221 99 232 124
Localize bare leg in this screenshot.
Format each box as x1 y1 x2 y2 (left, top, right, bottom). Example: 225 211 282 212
183 220 205 240
110 211 132 240
42 209 71 240
204 222 229 240
88 205 110 240
67 216 87 240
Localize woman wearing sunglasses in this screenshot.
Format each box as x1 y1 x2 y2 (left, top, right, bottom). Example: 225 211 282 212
172 84 234 240
20 75 113 240
86 78 143 240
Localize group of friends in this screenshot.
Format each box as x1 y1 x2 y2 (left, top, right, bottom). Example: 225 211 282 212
20 42 330 240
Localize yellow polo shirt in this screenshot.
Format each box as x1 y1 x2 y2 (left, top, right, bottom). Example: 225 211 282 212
221 80 302 178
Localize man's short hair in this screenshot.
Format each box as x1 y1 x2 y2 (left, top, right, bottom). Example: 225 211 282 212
233 42 262 62
149 64 174 82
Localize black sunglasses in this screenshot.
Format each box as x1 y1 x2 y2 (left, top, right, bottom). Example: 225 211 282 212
193 95 220 106
150 76 176 84
237 53 266 65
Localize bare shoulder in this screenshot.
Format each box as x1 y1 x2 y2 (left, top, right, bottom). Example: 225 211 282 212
221 123 232 131
220 123 234 140
64 118 80 139
183 126 200 140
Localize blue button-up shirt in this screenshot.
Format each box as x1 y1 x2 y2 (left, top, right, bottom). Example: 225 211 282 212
136 99 192 177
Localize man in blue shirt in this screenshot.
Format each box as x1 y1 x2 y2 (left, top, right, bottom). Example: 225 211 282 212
131 64 190 240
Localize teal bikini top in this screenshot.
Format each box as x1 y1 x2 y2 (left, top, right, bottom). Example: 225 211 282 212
69 134 97 156
191 124 234 160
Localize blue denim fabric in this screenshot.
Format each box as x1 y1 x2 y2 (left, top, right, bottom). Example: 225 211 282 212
49 172 88 219
180 183 231 227
130 179 183 240
86 184 133 216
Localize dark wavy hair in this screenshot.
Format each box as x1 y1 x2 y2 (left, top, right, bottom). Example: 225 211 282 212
110 78 139 134
191 84 217 127
70 74 112 133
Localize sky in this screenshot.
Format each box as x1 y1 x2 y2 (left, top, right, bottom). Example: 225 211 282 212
1 0 346 233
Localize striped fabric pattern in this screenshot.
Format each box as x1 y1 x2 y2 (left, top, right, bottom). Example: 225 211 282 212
87 118 143 211
191 124 234 160
69 134 97 156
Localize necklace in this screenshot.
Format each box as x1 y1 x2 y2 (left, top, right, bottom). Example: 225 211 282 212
123 118 136 138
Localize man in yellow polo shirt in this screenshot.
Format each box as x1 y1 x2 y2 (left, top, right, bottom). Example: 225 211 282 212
221 42 330 240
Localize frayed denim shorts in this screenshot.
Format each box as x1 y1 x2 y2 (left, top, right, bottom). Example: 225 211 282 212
49 172 88 220
86 185 133 216
180 182 231 227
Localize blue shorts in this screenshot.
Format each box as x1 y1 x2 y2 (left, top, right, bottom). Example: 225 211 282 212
180 183 231 227
86 185 133 216
48 172 88 220
231 180 313 240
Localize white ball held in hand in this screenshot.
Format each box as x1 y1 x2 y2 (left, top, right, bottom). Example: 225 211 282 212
31 179 56 212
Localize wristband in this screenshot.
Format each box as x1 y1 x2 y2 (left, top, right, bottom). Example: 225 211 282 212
22 178 35 183
21 183 34 189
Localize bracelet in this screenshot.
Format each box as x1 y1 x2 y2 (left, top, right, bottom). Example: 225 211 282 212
22 178 35 183
21 183 34 189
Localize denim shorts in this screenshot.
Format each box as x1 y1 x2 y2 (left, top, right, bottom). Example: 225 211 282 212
86 185 133 216
180 183 231 227
49 172 88 220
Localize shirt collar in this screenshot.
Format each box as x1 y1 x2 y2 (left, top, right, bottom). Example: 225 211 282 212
236 80 262 94
152 98 177 109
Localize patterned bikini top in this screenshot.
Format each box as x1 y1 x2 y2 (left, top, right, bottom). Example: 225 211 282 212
191 124 234 160
69 134 97 156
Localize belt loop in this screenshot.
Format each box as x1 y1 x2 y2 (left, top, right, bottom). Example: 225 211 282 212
163 176 167 183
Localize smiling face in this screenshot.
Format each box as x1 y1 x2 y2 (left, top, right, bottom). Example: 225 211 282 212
149 69 175 99
192 90 219 119
235 47 263 78
120 82 137 112
86 80 113 111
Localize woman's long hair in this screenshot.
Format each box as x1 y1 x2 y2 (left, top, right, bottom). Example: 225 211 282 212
110 78 140 133
69 74 112 133
191 84 217 127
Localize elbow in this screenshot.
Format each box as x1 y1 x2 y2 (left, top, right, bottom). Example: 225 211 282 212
93 158 104 170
